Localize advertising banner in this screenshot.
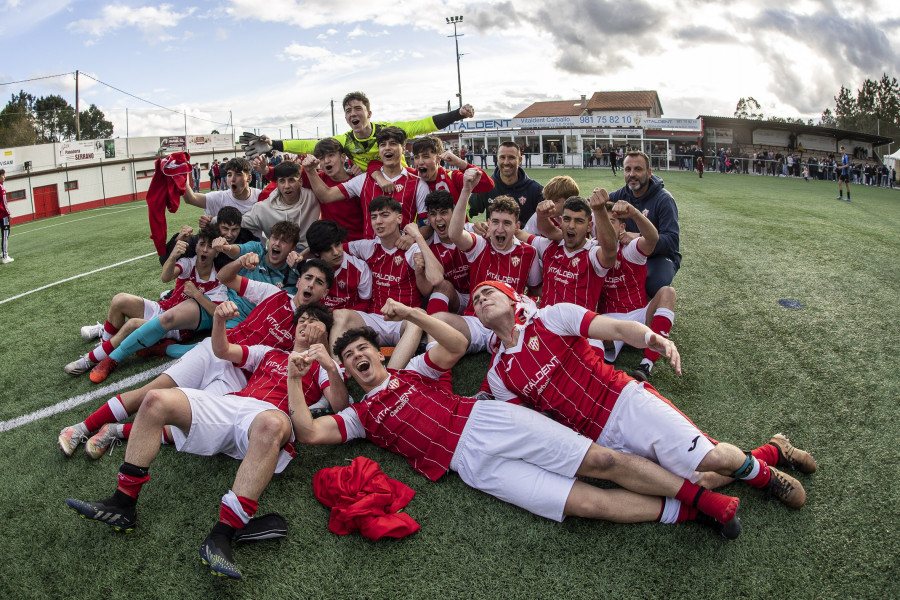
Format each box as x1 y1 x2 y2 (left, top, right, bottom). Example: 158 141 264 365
57 140 104 163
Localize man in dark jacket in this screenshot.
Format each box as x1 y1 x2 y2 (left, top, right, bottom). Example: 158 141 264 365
468 141 543 226
609 151 681 297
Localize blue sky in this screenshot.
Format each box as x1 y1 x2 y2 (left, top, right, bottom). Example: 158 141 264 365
1 0 898 140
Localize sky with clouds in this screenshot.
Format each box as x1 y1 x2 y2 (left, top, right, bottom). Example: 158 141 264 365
1 0 898 140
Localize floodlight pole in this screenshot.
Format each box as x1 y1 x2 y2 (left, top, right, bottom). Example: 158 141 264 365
446 16 464 108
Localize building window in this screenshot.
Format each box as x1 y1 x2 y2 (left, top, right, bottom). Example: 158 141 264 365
137 169 155 179
64 180 78 191
8 190 26 201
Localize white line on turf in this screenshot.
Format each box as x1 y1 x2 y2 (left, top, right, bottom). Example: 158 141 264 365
11 205 145 237
0 252 158 305
0 362 172 432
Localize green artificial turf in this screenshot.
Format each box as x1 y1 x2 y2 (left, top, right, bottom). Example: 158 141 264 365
1 170 898 599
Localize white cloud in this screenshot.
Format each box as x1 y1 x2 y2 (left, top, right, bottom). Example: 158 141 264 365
67 4 196 43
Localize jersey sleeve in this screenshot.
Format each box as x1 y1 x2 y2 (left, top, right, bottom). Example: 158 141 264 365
238 344 270 370
334 406 366 442
390 116 438 139
354 257 374 300
175 257 193 278
347 239 376 260
238 278 281 305
338 173 366 200
405 243 421 269
282 137 346 156
485 355 519 402
588 244 609 277
238 240 266 258
407 352 449 380
203 192 223 216
525 247 543 287
415 178 429 220
528 235 553 257
463 232 486 262
536 304 597 337
621 237 649 264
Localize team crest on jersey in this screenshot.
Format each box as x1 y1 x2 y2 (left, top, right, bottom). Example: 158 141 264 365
527 336 540 351
394 255 404 266
276 281 283 288
338 280 346 289
395 184 404 192
517 196 526 206
511 256 521 267
571 256 581 267
642 209 650 217
615 260 621 270
388 379 401 390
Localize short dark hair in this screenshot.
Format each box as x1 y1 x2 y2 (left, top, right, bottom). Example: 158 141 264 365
368 195 402 214
0 169 5 176
412 136 443 156
562 196 591 217
314 137 345 159
333 326 380 361
623 151 650 169
486 195 520 220
299 257 335 289
342 91 371 111
425 189 454 213
216 206 242 226
306 220 347 255
375 125 406 146
499 141 520 154
273 161 301 179
196 224 219 245
270 221 301 246
292 303 334 335
224 157 252 175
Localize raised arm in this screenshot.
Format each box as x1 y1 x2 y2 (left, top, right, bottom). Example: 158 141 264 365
301 155 347 204
449 168 482 252
535 199 563 241
306 343 350 412
612 200 658 256
160 240 186 283
381 299 467 370
287 352 344 445
210 301 244 363
404 223 444 288
590 189 619 267
182 184 207 209
217 251 259 292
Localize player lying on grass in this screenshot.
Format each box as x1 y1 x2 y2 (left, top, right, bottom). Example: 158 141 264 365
304 219 373 313
472 280 816 510
65 224 227 382
57 258 334 458
287 298 743 538
65 301 348 582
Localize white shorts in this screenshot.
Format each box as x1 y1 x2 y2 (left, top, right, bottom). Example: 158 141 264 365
597 381 713 481
450 401 592 522
360 312 403 346
601 306 648 361
170 388 295 474
141 299 188 341
461 315 494 354
456 291 470 314
164 338 248 396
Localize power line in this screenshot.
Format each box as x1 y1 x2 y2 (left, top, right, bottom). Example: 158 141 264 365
0 73 74 86
78 72 231 127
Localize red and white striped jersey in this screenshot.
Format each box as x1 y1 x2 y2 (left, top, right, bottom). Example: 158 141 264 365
531 237 608 309
226 279 297 350
348 239 422 313
158 257 227 312
428 231 470 295
339 170 428 239
302 170 366 242
333 353 478 481
426 165 494 200
485 303 632 441
462 233 540 315
325 254 372 312
598 238 648 314
233 345 335 412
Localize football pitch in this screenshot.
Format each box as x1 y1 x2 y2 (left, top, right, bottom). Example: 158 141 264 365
1 168 898 598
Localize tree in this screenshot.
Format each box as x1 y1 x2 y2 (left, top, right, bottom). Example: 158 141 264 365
734 97 764 120
820 108 837 127
34 95 76 142
210 129 220 134
78 104 114 140
0 91 38 147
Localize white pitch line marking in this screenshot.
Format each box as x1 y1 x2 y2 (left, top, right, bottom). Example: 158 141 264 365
0 252 158 305
0 362 172 432
11 205 146 237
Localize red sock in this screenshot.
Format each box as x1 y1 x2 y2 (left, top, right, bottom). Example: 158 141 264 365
103 321 119 338
89 340 115 363
643 313 673 363
219 495 259 529
751 443 780 467
426 294 450 315
84 403 116 432
161 428 173 444
676 503 699 523
675 480 739 523
743 458 772 489
121 423 133 439
116 468 149 499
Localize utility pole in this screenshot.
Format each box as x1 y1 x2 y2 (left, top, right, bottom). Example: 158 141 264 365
331 99 336 136
75 70 80 140
446 16 464 108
